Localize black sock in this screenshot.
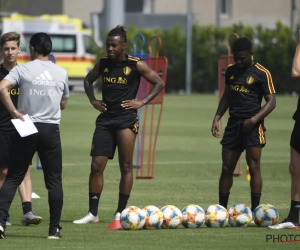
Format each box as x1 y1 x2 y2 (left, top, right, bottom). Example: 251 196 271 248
251 192 261 212
89 193 100 216
219 193 230 210
287 200 300 223
22 202 32 215
116 193 130 214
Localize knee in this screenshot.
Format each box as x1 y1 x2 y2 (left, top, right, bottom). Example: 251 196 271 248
221 164 233 177
248 165 260 175
289 162 300 176
120 162 132 175
90 161 104 175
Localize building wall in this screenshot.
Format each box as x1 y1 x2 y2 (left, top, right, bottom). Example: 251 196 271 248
63 0 104 26
0 0 62 15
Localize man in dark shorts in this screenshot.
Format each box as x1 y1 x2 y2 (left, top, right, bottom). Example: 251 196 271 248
0 32 42 226
211 37 276 213
0 32 69 239
269 31 300 230
73 25 165 229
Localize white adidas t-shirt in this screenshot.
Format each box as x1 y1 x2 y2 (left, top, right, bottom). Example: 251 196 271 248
4 59 69 124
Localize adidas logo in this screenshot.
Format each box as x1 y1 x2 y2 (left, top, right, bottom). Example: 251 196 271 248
230 75 234 80
32 71 56 86
91 196 98 200
104 68 109 72
295 205 300 208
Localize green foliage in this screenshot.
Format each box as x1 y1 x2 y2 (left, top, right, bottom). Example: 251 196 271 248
96 22 299 94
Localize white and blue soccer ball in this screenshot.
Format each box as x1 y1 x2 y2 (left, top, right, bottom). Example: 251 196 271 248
120 206 145 230
181 204 205 228
228 204 252 227
142 205 163 229
253 204 279 227
205 204 229 228
161 205 182 229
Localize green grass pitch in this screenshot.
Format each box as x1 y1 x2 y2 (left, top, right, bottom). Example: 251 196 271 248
2 93 300 249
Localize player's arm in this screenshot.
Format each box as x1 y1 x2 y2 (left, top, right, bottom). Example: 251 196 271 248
250 71 276 124
213 85 230 122
0 79 16 115
121 60 165 109
83 60 106 112
61 73 69 110
211 66 231 137
0 68 24 120
211 85 230 137
292 30 300 78
60 98 68 110
137 60 165 105
250 94 276 124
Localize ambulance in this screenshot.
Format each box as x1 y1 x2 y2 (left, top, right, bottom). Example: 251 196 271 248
0 13 101 89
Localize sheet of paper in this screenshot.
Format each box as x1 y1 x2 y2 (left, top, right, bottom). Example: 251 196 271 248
11 114 38 137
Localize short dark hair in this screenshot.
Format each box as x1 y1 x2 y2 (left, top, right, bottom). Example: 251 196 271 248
232 37 252 53
107 25 127 43
0 32 20 48
29 32 52 56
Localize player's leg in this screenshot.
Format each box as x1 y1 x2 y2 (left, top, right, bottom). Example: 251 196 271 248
36 123 63 238
219 146 242 209
245 146 263 212
0 133 35 238
73 122 113 224
219 118 243 209
115 128 136 214
107 115 137 230
0 168 7 189
0 168 11 226
18 167 43 226
244 122 266 212
269 122 300 229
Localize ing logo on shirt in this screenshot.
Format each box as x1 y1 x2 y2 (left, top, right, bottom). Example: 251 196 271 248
123 66 131 75
246 76 254 85
8 88 20 95
103 77 127 85
230 85 250 93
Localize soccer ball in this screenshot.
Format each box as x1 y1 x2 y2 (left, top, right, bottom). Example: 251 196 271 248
205 204 229 228
181 204 205 228
142 205 163 229
161 205 182 229
228 204 252 227
120 206 145 230
253 204 279 227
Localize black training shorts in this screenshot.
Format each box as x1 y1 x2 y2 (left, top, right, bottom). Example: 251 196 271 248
0 133 13 168
290 121 300 154
220 117 266 152
90 114 139 159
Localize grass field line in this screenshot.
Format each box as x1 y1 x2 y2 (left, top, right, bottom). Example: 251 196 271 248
62 159 290 166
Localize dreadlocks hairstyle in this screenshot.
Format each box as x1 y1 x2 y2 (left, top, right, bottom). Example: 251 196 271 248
107 25 127 43
232 37 252 53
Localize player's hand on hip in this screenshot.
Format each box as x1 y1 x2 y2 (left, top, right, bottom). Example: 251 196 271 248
211 120 220 138
242 118 255 132
90 100 106 112
121 99 143 109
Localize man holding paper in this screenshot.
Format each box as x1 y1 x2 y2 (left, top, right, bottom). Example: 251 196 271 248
0 32 69 239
